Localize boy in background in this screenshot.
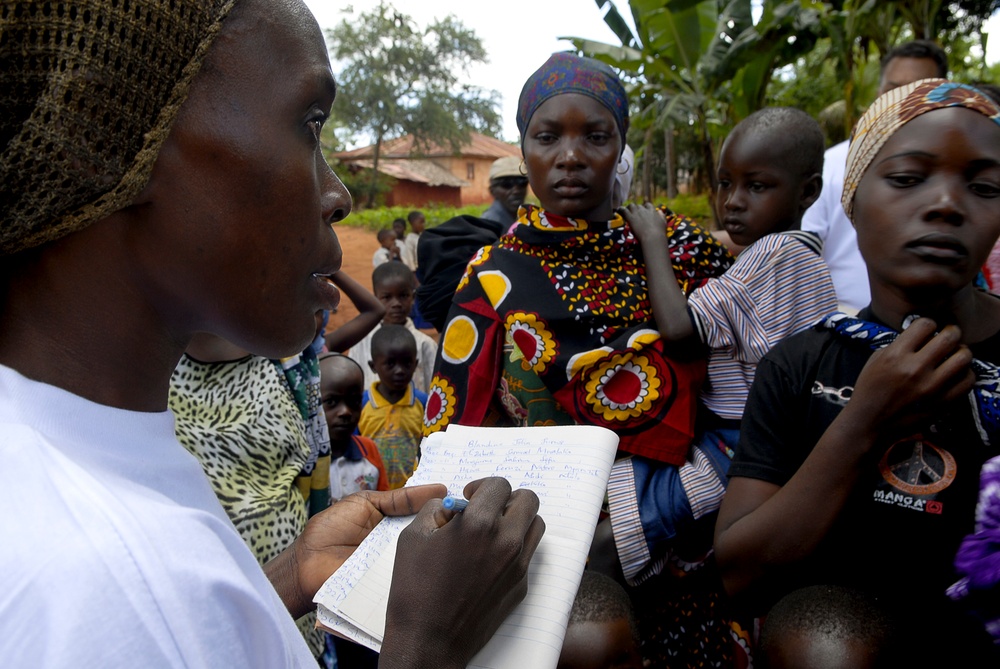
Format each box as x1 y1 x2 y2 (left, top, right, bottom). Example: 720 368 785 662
318 353 388 501
359 325 427 489
557 571 641 669
316 352 385 669
758 585 899 669
347 262 437 393
392 217 406 243
391 218 409 263
401 210 424 272
316 270 385 355
372 228 401 268
604 107 838 583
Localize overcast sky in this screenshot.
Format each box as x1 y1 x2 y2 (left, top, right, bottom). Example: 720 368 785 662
302 1 1000 147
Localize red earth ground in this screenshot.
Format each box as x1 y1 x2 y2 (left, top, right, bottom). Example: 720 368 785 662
325 224 440 343
325 225 381 334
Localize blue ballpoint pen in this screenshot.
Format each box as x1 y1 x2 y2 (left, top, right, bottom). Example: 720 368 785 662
442 495 469 512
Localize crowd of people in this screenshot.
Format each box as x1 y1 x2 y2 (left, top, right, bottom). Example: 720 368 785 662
4 0 1000 667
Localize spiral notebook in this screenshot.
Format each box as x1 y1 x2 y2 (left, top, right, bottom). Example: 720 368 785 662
313 424 619 669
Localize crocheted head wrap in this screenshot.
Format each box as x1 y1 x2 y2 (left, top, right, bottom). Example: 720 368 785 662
516 52 629 151
1 0 239 256
842 79 1000 221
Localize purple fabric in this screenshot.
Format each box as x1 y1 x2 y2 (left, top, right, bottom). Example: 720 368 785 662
516 52 629 148
954 456 1000 590
948 455 1000 643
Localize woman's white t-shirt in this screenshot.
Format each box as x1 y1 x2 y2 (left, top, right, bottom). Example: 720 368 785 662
0 364 316 667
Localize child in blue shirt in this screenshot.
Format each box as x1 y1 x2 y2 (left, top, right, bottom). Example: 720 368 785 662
318 353 388 501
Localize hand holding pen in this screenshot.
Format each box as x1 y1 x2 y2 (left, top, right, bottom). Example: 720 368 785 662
380 477 545 669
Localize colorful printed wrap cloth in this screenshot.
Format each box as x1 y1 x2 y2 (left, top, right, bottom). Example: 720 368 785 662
516 52 629 148
424 204 733 466
842 79 1000 221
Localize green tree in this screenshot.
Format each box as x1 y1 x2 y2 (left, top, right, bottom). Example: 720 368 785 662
570 0 1000 199
327 2 501 207
774 1 998 139
568 0 739 197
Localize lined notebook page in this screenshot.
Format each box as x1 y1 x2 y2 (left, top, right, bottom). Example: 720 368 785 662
314 424 619 669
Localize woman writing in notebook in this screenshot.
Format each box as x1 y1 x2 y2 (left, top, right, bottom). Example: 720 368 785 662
0 0 543 665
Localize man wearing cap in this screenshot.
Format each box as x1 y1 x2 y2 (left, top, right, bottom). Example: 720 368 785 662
414 156 528 331
481 156 529 228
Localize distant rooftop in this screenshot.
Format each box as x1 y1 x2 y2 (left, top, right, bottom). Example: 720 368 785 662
343 159 469 187
334 131 520 161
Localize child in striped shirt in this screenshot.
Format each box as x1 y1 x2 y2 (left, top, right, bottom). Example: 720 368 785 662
604 107 839 583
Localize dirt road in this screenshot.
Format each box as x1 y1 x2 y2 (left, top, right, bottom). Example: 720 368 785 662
326 225 380 333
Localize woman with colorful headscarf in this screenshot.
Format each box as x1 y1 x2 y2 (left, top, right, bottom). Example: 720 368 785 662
716 80 1000 663
423 52 735 665
424 53 732 463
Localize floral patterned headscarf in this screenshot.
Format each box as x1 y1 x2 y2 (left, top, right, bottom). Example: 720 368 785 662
842 79 1000 221
516 52 629 150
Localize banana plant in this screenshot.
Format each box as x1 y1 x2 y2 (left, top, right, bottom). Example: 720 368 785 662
819 0 888 136
566 0 822 196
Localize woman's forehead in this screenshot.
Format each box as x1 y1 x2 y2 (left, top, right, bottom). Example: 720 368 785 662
876 106 1000 159
209 0 331 80
175 0 334 133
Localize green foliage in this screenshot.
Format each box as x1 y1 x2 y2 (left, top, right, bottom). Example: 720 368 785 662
327 3 500 150
330 165 396 208
337 205 491 231
319 118 348 160
335 196 714 231
655 192 715 225
572 0 999 198
326 2 501 206
569 0 824 202
724 0 826 118
767 35 880 145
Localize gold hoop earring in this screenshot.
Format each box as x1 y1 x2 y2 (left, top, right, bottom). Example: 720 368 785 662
519 159 527 176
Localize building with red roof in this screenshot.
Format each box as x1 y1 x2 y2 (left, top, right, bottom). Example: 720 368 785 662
334 132 521 207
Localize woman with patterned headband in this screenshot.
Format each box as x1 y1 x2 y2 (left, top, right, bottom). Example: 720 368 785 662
716 79 1000 663
0 0 544 665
